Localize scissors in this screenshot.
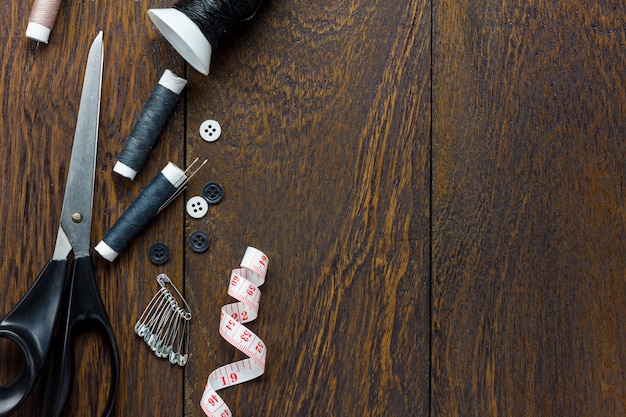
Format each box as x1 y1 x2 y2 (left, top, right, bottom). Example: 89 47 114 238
0 32 119 416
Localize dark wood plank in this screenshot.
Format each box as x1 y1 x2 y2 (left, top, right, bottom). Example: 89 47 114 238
0 0 185 415
432 1 626 415
183 1 431 416
3 0 430 416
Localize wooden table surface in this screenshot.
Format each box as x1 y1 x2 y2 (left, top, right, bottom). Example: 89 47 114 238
1 0 624 416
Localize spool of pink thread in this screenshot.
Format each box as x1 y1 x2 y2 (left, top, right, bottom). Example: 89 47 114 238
26 0 63 43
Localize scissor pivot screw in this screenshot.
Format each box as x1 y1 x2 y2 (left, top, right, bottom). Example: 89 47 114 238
71 212 83 223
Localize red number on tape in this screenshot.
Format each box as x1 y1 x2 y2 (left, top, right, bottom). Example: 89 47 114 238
200 247 269 417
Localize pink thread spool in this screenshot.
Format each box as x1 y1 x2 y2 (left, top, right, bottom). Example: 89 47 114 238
26 0 63 43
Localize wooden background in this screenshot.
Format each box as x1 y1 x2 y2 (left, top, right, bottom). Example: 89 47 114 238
0 0 624 416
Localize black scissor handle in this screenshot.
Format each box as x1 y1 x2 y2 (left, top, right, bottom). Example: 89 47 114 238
0 259 68 416
37 255 120 417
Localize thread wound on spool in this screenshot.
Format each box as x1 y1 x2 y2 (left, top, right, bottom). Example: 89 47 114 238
114 70 187 180
173 0 264 50
27 0 63 42
96 162 186 261
148 0 264 74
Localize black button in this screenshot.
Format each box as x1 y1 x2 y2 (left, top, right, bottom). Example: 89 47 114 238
189 231 210 253
202 182 224 205
148 242 170 265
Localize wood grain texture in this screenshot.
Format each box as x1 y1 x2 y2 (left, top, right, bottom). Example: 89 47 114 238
0 0 185 415
182 0 430 416
1 0 429 416
432 1 626 416
4 0 626 415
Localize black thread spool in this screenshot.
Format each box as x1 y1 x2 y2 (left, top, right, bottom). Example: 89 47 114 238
148 0 265 75
114 70 187 180
95 162 187 262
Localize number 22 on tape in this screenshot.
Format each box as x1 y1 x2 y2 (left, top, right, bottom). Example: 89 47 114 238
200 247 269 417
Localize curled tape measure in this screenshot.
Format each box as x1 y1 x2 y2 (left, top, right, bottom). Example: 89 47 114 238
200 246 269 417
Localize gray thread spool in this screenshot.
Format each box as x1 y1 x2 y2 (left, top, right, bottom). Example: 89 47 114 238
95 162 187 262
114 70 187 180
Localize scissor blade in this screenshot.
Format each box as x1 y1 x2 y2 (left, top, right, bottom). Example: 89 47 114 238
58 32 103 258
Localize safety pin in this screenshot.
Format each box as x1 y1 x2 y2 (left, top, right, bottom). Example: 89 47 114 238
135 274 192 366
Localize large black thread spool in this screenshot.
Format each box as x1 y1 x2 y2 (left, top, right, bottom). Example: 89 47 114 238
147 0 265 75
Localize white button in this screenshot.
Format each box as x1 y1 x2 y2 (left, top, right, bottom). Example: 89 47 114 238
186 196 208 218
199 120 221 142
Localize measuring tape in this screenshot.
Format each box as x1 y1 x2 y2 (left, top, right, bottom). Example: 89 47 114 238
200 247 269 417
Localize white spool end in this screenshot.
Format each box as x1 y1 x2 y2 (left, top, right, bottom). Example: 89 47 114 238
113 161 138 180
161 161 187 188
159 69 188 93
95 241 119 262
148 8 212 76
26 22 51 43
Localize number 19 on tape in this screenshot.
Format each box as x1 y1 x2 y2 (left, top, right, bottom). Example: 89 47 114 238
200 247 269 417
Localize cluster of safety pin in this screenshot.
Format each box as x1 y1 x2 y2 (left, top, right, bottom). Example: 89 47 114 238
134 273 191 366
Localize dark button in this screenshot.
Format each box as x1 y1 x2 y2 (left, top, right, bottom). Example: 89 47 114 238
148 242 170 265
202 182 224 205
189 231 210 253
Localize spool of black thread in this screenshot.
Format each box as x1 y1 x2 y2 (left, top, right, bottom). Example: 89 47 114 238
114 70 187 180
95 162 187 262
147 0 264 75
